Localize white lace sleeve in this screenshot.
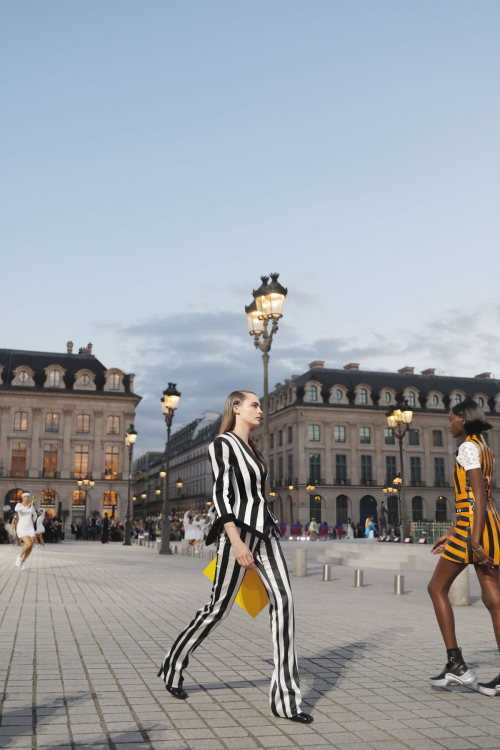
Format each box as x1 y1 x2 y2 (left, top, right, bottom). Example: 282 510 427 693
457 442 481 471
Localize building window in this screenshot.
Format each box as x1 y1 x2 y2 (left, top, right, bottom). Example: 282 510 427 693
41 489 55 507
308 385 318 402
409 429 419 446
11 443 27 477
287 454 293 479
407 391 416 407
431 394 439 406
435 457 446 485
278 429 283 447
72 490 86 508
103 491 118 517
308 424 320 442
385 456 397 485
270 459 274 482
109 373 120 390
105 446 120 479
309 454 321 482
288 426 293 443
384 391 391 403
45 413 59 433
361 455 372 482
334 426 346 443
74 445 89 478
18 370 30 383
43 444 58 478
384 428 395 445
454 394 461 405
359 427 371 444
106 416 120 435
478 396 485 407
410 457 422 483
80 373 91 386
278 456 284 481
49 370 61 387
359 388 368 404
336 495 349 524
335 388 343 401
335 455 347 482
412 496 424 522
270 433 275 449
432 430 443 447
436 496 448 522
14 411 28 431
76 414 90 434
310 494 322 524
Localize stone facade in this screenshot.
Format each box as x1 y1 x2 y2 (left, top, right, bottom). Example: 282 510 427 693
0 343 141 521
254 361 500 528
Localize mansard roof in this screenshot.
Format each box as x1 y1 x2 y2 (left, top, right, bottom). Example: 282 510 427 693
0 347 138 395
170 414 222 456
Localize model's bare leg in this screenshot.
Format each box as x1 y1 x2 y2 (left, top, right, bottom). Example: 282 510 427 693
428 556 466 648
20 537 34 562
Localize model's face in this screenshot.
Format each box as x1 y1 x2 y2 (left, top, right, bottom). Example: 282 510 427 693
234 393 262 430
21 497 30 506
449 410 466 438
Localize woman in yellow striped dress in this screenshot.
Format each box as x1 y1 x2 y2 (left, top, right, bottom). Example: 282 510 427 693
428 399 500 695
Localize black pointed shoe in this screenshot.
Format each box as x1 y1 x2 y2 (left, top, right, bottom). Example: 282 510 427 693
165 685 188 700
429 648 477 689
288 713 314 724
477 674 500 696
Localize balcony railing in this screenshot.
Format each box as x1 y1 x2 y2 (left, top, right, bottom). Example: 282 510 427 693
333 478 351 486
410 480 427 487
434 480 450 487
42 470 60 479
360 478 377 486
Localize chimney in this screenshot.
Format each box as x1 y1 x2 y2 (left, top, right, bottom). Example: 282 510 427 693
87 342 93 354
291 375 298 380
344 363 359 371
78 343 93 355
275 382 282 389
284 379 291 386
309 360 325 370
475 372 491 379
128 374 135 392
67 341 74 354
398 366 414 375
421 368 435 376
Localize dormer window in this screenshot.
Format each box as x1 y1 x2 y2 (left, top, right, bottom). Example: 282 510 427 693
384 392 391 403
454 393 462 406
308 385 318 402
49 370 60 387
335 388 343 401
80 374 91 386
407 391 416 407
478 397 485 407
432 395 439 406
109 373 120 390
18 370 29 384
359 388 368 404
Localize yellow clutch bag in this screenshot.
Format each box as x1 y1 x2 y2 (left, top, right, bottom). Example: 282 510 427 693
203 557 269 618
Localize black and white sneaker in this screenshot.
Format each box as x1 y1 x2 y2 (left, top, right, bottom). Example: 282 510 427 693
429 648 477 689
477 674 500 696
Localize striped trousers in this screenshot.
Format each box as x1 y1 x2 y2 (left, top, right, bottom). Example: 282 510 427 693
158 528 302 718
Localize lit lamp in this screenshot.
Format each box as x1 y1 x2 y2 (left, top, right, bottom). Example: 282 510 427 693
124 424 138 546
254 272 287 319
268 490 277 498
141 492 147 501
160 382 182 555
176 478 183 490
288 483 294 490
306 484 316 492
155 488 161 496
161 383 181 415
245 300 264 336
386 401 413 539
133 495 137 503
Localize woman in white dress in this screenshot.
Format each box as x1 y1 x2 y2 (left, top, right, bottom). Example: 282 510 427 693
35 510 46 549
183 511 197 551
14 492 37 570
193 514 207 554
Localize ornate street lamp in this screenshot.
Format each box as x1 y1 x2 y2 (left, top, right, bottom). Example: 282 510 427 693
159 382 181 554
245 273 287 461
386 404 413 537
123 424 138 546
175 477 183 490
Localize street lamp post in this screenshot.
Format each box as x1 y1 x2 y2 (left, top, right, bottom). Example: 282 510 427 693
159 383 181 555
245 273 287 461
386 404 413 538
123 424 138 546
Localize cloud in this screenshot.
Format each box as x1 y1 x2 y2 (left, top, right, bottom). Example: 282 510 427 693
121 305 500 454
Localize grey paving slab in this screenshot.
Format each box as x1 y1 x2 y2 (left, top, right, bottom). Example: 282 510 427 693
3 542 500 750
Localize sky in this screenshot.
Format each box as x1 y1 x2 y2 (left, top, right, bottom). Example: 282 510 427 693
2 1 499 454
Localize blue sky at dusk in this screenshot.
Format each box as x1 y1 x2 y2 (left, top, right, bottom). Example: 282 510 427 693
2 1 499 452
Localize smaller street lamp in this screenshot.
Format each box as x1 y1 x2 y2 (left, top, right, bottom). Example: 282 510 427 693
160 382 181 555
175 477 183 490
124 424 138 546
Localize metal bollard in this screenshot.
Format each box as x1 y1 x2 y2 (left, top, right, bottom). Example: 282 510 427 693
354 569 364 587
189 545 194 556
208 549 216 561
322 564 332 581
394 574 405 595
293 548 307 577
199 546 204 558
449 567 470 606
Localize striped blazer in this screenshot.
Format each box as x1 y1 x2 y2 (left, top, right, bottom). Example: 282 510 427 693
206 431 279 545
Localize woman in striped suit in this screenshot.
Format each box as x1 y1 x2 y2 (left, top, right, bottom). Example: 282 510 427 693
428 400 500 695
158 390 312 724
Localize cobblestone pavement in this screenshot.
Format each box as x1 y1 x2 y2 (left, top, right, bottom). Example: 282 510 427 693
2 540 500 750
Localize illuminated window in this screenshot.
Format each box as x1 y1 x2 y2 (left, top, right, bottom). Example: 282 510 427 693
74 445 89 478
106 416 120 435
45 413 59 432
11 443 27 477
72 490 86 507
76 414 90 433
105 446 120 478
43 444 58 478
14 411 28 431
41 489 56 507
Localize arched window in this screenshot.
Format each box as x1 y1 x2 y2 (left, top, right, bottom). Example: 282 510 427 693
478 397 485 407
41 489 56 507
412 496 423 522
76 414 90 433
335 388 343 401
407 391 416 407
80 373 91 386
109 373 120 390
5 488 24 509
454 394 461 405
49 370 60 387
106 416 120 435
72 489 86 507
308 425 320 442
336 495 349 524
431 394 439 406
309 494 322 523
308 385 318 402
436 496 448 523
14 411 28 431
359 388 368 404
384 392 391 403
45 413 59 432
18 370 29 384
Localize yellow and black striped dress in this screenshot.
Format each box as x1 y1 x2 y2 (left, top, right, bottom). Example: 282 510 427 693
442 434 500 566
